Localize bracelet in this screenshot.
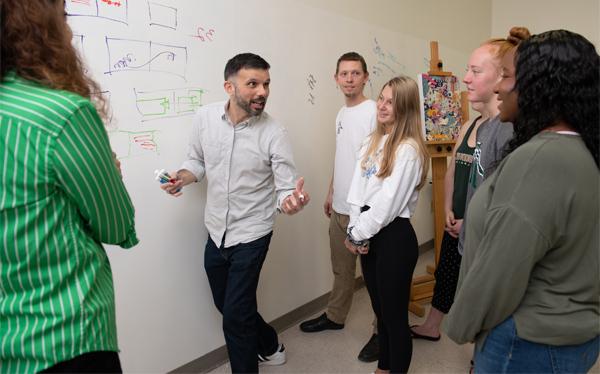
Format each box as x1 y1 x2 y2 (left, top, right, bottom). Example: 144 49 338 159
346 226 368 247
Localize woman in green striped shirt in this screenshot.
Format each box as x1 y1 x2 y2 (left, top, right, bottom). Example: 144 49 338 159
0 1 138 372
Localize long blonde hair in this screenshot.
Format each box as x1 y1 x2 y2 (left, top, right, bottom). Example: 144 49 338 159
362 76 429 189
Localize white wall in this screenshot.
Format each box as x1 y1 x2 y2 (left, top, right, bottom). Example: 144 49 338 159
298 0 493 54
62 1 600 372
67 1 495 372
491 0 599 47
177 1 491 371
159 1 487 372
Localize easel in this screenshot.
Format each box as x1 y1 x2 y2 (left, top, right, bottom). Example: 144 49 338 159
408 41 470 317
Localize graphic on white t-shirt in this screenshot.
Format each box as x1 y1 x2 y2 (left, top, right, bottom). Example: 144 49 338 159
332 99 377 215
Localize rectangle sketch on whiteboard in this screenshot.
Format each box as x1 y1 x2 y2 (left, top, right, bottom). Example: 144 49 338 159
148 2 177 29
417 73 463 141
105 38 188 80
134 87 204 122
109 129 160 158
66 0 128 24
71 34 89 74
72 34 85 54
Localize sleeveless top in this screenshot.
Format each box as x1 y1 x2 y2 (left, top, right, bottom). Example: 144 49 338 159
452 116 481 219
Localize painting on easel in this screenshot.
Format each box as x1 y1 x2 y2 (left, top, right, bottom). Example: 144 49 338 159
417 73 463 141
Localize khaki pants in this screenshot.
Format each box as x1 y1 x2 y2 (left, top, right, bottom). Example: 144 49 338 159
327 211 377 333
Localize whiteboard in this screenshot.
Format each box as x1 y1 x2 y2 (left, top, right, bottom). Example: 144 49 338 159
66 0 468 371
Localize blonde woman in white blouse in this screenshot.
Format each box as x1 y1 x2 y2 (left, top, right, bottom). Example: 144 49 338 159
345 76 429 373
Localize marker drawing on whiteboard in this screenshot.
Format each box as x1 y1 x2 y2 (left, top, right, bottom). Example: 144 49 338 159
307 74 316 105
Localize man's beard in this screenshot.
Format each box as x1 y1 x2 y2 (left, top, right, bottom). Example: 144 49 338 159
235 92 266 116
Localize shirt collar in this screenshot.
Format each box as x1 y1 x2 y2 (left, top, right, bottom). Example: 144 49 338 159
221 100 261 128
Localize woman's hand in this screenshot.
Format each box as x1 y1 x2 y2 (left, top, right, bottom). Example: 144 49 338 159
344 238 369 255
444 211 463 238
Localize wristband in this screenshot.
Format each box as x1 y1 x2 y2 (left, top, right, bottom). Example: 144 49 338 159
347 226 368 247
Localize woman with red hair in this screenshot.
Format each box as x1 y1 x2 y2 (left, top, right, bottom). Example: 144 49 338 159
0 1 138 372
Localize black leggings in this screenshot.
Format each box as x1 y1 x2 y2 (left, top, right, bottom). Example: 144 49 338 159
431 231 461 313
360 217 418 373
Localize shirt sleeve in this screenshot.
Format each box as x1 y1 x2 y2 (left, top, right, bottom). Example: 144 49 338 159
180 113 206 182
51 102 138 248
350 144 421 241
270 127 297 210
347 157 364 230
492 123 514 169
445 205 550 344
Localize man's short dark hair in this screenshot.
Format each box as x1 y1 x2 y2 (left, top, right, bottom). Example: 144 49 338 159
336 52 368 75
224 53 270 80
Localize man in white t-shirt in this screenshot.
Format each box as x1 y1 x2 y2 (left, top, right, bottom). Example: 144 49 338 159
299 52 379 362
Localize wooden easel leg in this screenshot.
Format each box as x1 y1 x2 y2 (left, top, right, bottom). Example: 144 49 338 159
409 152 449 316
409 301 425 317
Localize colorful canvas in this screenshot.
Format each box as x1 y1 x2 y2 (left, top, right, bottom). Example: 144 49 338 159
418 73 463 141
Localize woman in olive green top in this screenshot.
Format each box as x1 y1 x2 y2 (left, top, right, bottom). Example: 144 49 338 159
446 30 599 372
0 1 138 372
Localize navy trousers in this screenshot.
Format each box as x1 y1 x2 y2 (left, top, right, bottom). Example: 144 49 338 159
204 232 279 373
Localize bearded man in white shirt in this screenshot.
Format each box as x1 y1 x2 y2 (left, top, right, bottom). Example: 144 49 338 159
161 53 309 373
298 52 379 362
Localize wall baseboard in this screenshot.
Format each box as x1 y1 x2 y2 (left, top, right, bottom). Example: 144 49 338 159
170 239 434 373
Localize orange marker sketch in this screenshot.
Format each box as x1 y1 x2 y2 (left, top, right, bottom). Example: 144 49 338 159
101 0 122 6
66 0 128 24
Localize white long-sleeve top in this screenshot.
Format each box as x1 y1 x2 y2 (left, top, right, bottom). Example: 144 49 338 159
347 135 423 241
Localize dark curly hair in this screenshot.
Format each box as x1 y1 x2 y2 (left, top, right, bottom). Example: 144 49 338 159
506 30 599 167
1 0 106 118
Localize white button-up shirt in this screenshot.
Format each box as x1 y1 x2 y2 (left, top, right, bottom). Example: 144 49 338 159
181 101 297 247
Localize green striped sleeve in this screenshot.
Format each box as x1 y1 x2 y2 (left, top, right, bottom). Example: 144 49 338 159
50 102 138 248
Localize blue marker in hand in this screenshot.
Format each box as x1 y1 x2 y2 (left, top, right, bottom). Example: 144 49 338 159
154 169 181 194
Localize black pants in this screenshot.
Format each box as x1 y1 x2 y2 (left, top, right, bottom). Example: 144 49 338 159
41 351 121 373
360 217 418 373
431 232 461 313
204 233 279 373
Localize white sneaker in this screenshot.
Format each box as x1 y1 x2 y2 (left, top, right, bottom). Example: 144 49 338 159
258 344 286 366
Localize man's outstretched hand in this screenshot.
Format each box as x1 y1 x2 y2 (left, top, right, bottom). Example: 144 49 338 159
281 177 310 215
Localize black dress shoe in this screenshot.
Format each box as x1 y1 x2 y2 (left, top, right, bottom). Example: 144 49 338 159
299 313 344 333
357 333 379 362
